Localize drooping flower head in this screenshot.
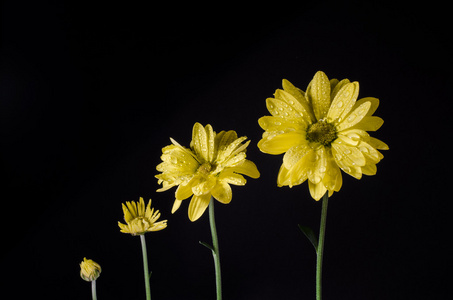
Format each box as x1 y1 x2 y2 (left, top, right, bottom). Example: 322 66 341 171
80 258 101 282
118 197 167 235
258 71 388 200
156 122 260 222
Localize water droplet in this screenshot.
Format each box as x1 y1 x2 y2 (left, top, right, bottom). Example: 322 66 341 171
336 101 344 108
359 146 369 153
319 166 326 173
275 121 281 126
343 149 351 155
347 114 356 122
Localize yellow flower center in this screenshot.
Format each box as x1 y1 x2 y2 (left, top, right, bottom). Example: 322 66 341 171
306 120 337 146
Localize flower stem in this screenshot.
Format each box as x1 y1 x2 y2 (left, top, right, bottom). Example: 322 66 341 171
140 234 151 300
91 280 97 300
209 197 222 300
316 192 329 300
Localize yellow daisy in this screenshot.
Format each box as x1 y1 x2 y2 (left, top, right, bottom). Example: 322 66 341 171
258 71 388 200
118 197 168 235
156 122 260 222
80 258 101 282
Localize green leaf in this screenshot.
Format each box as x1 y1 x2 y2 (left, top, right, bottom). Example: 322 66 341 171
298 224 318 252
199 241 214 252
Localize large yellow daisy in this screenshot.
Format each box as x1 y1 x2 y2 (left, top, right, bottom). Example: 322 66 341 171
156 122 260 221
258 71 388 200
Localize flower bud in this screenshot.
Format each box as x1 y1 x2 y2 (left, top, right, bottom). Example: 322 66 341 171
80 257 101 282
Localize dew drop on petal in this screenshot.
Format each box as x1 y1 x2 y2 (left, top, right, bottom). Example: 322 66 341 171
359 146 369 153
336 101 344 108
343 149 351 155
347 114 356 122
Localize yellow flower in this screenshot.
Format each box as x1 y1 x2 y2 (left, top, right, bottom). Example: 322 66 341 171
118 197 168 235
80 258 101 282
156 122 260 222
258 71 388 200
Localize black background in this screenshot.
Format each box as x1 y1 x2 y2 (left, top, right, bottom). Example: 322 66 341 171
1 1 451 299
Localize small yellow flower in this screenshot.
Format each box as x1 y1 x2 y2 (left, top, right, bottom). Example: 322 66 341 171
80 258 101 282
156 122 260 222
118 197 167 235
258 71 388 200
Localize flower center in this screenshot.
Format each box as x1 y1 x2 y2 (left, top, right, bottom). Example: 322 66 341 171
197 162 212 177
306 120 337 146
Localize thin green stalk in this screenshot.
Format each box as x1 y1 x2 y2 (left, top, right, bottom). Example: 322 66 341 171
316 192 329 300
140 234 151 300
209 197 222 300
91 280 97 300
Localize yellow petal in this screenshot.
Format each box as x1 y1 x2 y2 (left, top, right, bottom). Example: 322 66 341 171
327 82 359 123
277 164 291 187
329 78 340 92
330 78 350 100
332 142 366 167
258 116 306 132
283 143 311 170
353 97 380 116
258 131 306 155
171 199 183 214
191 122 210 162
218 170 247 185
274 89 315 123
211 181 232 204
118 221 130 233
175 182 194 200
145 200 154 219
266 96 307 120
215 130 237 153
282 79 306 100
306 71 331 120
362 163 377 175
337 101 371 131
368 137 389 150
308 147 328 184
137 197 146 217
351 116 384 131
217 135 247 163
188 194 211 222
229 159 260 179
286 148 314 186
322 153 343 192
309 181 327 201
357 141 381 164
150 220 168 232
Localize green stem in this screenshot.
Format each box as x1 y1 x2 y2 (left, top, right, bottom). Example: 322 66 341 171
316 192 329 300
140 234 151 300
209 197 222 300
91 280 97 300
